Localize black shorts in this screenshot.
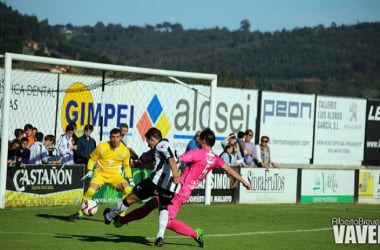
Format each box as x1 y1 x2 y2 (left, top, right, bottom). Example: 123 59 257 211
133 178 175 207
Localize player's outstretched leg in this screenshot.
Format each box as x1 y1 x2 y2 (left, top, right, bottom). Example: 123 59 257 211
113 215 122 228
119 185 133 217
155 237 164 247
103 208 111 225
117 197 157 227
104 199 130 225
69 187 97 221
166 218 205 247
68 210 82 221
195 228 205 248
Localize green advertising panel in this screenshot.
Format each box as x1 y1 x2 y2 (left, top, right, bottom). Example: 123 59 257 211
300 169 355 204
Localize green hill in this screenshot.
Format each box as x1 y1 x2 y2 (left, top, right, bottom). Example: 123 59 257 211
1 2 379 98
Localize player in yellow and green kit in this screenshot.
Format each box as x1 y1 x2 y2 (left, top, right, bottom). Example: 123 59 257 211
69 128 135 221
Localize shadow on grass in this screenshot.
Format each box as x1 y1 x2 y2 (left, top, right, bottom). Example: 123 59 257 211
55 233 152 245
55 233 195 247
35 214 195 247
36 213 104 222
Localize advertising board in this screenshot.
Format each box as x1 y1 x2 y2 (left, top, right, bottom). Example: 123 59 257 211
300 169 355 203
239 168 298 204
313 96 366 165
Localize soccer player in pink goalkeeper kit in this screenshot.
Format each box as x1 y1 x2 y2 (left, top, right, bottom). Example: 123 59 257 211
112 128 252 247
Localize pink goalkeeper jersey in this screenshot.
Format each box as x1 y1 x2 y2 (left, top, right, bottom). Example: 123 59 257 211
166 148 226 219
180 148 225 190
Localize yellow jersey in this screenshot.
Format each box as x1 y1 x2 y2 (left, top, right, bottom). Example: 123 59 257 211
87 141 131 178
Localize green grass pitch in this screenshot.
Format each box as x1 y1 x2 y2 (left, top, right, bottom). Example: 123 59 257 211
1 203 379 249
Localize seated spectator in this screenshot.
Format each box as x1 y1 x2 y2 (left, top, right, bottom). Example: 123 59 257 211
13 128 24 141
32 127 38 139
74 124 96 164
185 130 202 152
69 122 78 146
23 123 35 147
19 137 31 166
181 130 202 168
221 132 244 161
56 124 77 164
220 143 238 167
7 139 21 167
242 129 262 167
219 143 241 189
44 134 60 164
29 132 49 164
256 135 280 168
236 131 246 157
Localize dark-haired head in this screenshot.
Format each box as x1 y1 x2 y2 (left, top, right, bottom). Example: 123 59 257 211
145 127 162 141
200 128 216 147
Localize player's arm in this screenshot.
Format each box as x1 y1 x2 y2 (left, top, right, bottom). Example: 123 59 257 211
178 155 183 163
169 157 181 184
121 147 132 177
122 161 132 180
133 148 155 169
221 164 251 190
123 164 135 187
123 164 132 178
177 150 193 167
86 146 99 171
121 148 135 187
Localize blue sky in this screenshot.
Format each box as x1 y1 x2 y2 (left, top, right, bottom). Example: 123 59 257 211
3 0 380 32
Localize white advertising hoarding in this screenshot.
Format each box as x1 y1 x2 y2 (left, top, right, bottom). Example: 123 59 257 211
1 70 257 155
301 169 355 203
313 96 366 165
213 87 258 154
239 168 298 204
260 91 315 164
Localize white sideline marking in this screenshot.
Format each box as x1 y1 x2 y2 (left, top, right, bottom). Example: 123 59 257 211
147 227 331 240
209 227 331 237
0 227 331 240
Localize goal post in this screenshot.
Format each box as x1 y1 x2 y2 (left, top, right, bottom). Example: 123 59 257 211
0 52 217 208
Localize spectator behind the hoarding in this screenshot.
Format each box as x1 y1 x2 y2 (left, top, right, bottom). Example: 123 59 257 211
29 132 49 164
74 124 96 164
256 135 280 169
56 124 77 164
23 123 35 147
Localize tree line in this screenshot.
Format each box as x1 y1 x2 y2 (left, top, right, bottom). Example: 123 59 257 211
1 2 379 98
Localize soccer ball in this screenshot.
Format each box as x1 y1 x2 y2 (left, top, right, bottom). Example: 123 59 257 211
81 200 98 216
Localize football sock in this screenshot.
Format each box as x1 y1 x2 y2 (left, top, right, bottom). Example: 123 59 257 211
109 199 129 219
167 218 197 238
122 185 132 198
83 187 96 200
119 186 133 217
78 187 96 214
156 209 169 239
120 202 155 224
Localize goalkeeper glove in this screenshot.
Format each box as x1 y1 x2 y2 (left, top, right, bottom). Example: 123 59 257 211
81 170 93 181
128 178 135 188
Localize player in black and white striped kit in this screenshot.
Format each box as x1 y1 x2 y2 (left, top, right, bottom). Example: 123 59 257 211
103 127 181 247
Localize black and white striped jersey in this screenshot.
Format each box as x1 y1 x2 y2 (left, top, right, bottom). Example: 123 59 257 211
150 139 181 193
